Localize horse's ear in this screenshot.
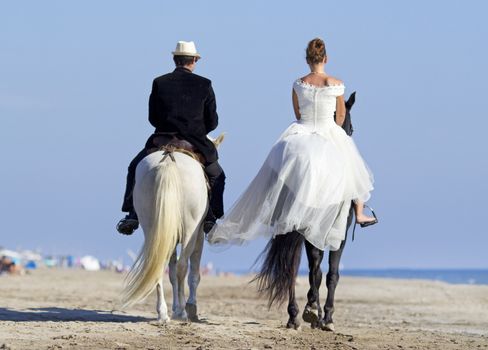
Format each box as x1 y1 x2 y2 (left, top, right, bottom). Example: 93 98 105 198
345 91 356 110
212 133 226 149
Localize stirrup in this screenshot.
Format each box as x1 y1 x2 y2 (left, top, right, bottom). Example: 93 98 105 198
352 205 378 241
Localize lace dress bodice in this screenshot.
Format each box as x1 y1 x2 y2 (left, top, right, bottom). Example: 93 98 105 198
293 80 345 132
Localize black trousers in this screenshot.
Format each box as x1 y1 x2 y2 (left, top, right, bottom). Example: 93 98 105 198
121 149 225 220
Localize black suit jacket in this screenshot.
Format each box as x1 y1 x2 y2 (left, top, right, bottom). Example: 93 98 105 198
147 67 219 163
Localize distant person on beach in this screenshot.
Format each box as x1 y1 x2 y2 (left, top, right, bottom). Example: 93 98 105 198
208 38 377 249
116 41 225 235
0 256 22 275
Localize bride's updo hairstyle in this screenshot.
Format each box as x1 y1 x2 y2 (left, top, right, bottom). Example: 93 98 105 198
306 38 326 64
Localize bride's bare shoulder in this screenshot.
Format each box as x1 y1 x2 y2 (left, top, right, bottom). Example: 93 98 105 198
325 76 344 86
297 74 311 82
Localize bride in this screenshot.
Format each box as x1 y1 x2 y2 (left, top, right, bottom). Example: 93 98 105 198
208 38 376 251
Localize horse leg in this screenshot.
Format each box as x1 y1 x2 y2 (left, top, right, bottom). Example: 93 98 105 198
186 230 204 322
286 272 300 329
156 277 169 323
171 254 189 320
255 230 303 329
168 249 179 316
322 238 346 331
303 240 324 329
322 204 353 331
285 231 303 330
173 232 198 320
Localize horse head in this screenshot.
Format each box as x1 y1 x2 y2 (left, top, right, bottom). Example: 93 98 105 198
345 91 356 110
342 91 356 136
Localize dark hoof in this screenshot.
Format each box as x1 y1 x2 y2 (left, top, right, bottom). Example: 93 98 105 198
185 303 199 322
302 305 319 325
286 318 300 330
320 321 335 332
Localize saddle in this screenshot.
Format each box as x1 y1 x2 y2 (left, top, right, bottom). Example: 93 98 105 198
146 132 206 165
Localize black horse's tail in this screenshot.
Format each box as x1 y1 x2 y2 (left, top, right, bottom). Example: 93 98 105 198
252 231 304 308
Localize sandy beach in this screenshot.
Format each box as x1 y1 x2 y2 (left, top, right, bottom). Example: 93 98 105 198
0 269 487 349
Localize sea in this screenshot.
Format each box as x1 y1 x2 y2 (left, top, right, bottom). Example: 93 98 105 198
299 269 488 285
233 268 488 285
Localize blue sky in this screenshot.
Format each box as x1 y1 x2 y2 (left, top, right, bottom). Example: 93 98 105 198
1 1 487 270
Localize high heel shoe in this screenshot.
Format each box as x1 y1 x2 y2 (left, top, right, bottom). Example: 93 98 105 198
352 205 378 241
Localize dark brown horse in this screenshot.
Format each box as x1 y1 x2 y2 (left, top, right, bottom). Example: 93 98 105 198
253 92 357 331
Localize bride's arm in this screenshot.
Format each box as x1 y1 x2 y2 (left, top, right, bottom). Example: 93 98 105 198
292 89 300 120
335 95 346 126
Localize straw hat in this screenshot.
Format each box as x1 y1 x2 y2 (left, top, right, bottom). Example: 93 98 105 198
172 41 201 58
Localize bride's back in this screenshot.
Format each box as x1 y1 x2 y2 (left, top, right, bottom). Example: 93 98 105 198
293 76 345 126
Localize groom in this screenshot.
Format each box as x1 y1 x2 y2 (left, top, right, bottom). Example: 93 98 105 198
117 41 226 235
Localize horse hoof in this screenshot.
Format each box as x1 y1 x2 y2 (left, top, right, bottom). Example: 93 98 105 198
172 315 188 322
286 319 300 330
302 305 319 325
311 320 320 329
321 322 335 332
185 303 199 322
157 315 170 324
171 310 188 321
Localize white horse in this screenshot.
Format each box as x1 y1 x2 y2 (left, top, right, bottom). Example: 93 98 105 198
122 135 224 322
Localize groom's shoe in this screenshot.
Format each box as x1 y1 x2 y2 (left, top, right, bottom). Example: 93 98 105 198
203 209 217 234
203 220 215 234
116 211 139 235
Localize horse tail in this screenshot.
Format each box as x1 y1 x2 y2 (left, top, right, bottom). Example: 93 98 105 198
252 231 304 308
123 154 182 307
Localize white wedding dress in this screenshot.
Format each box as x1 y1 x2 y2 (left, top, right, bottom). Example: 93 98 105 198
208 80 374 251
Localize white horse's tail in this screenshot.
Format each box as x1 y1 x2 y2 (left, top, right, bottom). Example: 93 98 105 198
123 155 182 307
